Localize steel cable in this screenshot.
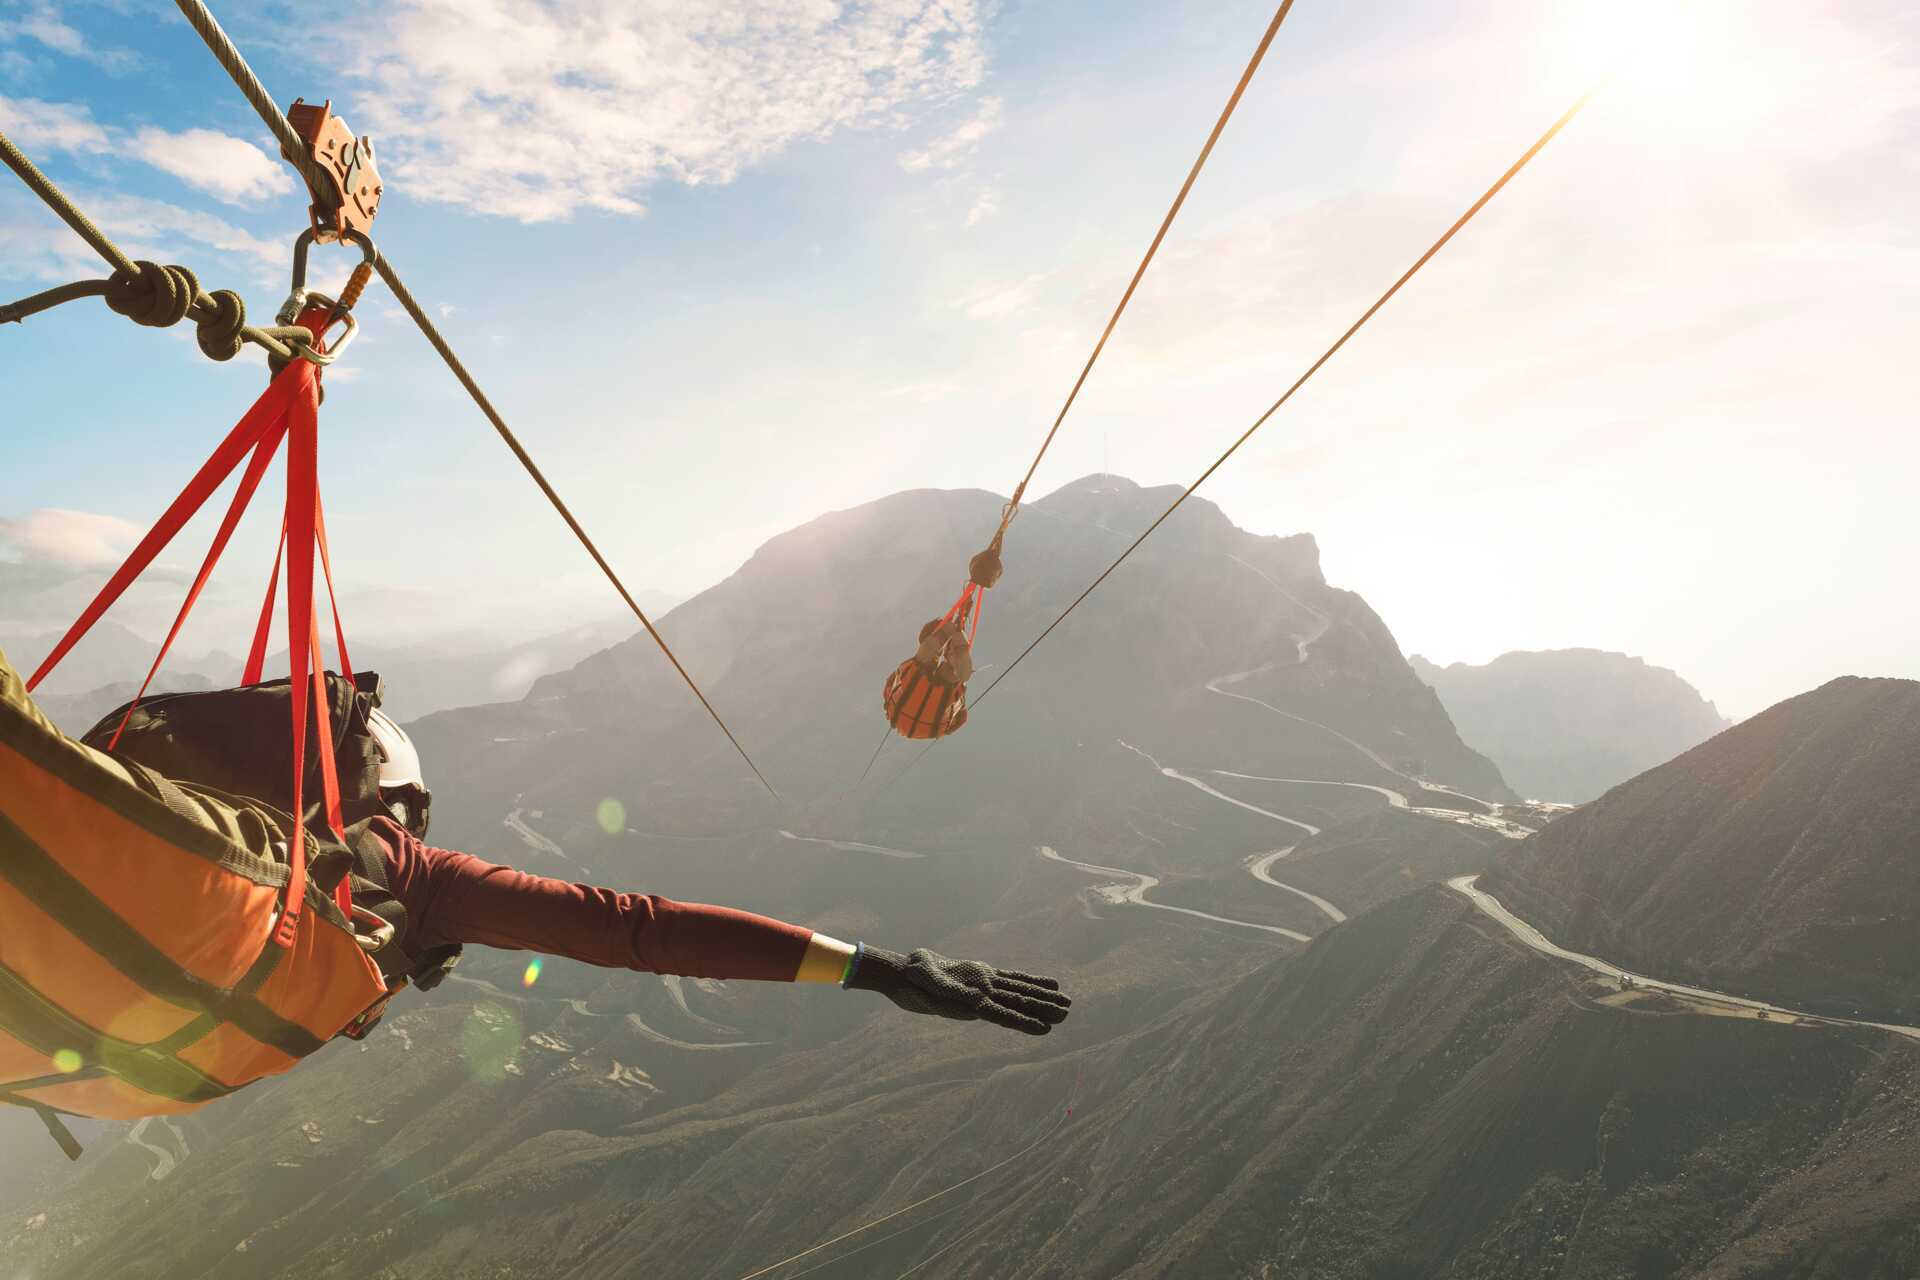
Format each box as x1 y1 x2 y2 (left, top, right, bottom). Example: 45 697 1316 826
170 0 781 799
884 84 1607 792
1001 0 1296 519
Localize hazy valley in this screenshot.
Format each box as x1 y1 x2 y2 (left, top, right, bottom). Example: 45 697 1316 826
6 479 1915 1279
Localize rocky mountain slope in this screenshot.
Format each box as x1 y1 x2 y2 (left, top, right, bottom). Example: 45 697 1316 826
17 482 1916 1279
1482 676 1920 1023
1411 648 1730 803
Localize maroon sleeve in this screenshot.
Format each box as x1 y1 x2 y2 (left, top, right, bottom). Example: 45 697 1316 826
372 820 813 981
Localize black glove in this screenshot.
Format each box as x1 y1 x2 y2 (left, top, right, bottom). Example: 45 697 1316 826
846 946 1071 1036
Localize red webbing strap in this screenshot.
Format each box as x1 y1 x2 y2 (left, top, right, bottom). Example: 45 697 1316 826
942 582 978 627
314 497 352 683
105 419 292 750
276 356 347 946
275 302 353 940
969 586 984 646
307 608 350 915
24 371 306 692
244 520 287 687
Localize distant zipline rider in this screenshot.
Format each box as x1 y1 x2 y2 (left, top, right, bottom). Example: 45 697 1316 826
881 537 1004 740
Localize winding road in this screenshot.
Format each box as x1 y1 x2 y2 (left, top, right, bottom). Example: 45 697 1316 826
445 972 769 1050
1038 846 1309 941
1450 875 1920 1043
1246 848 1346 922
778 830 922 859
125 1116 187 1182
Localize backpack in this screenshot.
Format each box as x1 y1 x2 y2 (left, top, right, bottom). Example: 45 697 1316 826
882 657 970 740
81 673 460 996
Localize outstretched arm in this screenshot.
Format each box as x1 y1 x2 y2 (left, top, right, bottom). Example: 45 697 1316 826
373 822 1069 1033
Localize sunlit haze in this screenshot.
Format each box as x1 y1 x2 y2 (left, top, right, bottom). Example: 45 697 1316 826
3 0 1914 719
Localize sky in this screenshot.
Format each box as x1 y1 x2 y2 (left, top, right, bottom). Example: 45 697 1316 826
1 0 1916 720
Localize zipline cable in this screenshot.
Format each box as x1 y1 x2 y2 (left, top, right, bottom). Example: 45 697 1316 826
170 0 781 800
997 0 1297 520
857 722 896 786
777 1200 973 1280
892 1231 970 1279
864 0 1294 782
961 85 1608 726
881 80 1607 793
733 1100 1073 1280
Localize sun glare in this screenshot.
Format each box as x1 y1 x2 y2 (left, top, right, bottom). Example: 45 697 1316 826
1550 0 1804 142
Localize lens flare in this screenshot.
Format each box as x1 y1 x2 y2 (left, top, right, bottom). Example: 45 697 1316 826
596 797 626 834
521 957 542 988
460 1003 522 1082
52 1048 83 1074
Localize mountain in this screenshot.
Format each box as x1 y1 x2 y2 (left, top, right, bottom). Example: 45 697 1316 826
0 619 176 697
29 672 219 737
17 884 1916 1279
1410 649 1730 803
1482 676 1920 1022
414 476 1512 855
65 477 1917 1279
203 615 647 722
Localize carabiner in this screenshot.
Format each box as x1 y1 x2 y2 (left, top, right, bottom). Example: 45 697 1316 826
276 227 376 364
279 227 378 324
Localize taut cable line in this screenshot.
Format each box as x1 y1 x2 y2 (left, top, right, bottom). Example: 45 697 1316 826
880 82 1609 794
967 87 1605 720
169 0 781 799
998 0 1297 523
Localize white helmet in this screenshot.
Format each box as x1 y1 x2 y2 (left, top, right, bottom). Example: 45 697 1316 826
367 707 431 836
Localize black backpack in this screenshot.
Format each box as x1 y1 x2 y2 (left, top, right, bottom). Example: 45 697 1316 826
82 673 459 995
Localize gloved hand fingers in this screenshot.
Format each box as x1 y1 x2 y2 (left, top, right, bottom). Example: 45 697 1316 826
990 975 1070 1006
993 969 1061 992
979 1000 1056 1036
990 989 1072 1026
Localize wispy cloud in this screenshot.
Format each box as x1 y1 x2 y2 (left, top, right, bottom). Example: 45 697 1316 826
0 95 293 206
330 0 994 222
0 2 141 75
0 508 143 567
82 191 285 270
955 270 1051 320
899 97 1002 172
130 126 296 204
0 94 112 153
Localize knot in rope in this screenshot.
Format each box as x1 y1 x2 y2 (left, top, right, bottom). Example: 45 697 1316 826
105 260 198 329
193 288 246 361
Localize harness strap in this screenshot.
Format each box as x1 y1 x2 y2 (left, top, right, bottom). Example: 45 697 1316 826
27 302 350 949
23 367 306 693
104 418 291 751
243 520 287 686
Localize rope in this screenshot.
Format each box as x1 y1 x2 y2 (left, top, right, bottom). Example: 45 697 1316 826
0 279 108 325
0 126 313 363
777 1201 972 1280
377 253 780 799
171 1 331 199
732 1104 1071 1280
169 0 780 800
857 722 895 786
999 0 1295 525
0 128 134 274
892 1232 970 1279
964 86 1606 721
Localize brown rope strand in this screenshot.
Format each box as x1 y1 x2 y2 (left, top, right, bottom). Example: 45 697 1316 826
1007 0 1296 513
